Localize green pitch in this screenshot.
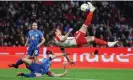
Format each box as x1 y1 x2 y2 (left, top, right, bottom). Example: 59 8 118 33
0 68 133 80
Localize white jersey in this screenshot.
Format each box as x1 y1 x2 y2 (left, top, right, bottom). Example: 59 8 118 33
55 35 77 47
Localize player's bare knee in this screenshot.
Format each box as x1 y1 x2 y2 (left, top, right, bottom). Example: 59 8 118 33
34 56 39 63
86 36 94 42
22 58 26 62
24 55 30 58
90 36 94 41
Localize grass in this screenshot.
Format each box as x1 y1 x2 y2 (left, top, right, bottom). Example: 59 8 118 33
0 68 133 80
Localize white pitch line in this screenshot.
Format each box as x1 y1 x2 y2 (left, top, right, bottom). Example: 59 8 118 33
44 77 97 80
0 75 98 80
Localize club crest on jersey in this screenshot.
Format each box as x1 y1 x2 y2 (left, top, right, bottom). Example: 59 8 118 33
31 36 35 40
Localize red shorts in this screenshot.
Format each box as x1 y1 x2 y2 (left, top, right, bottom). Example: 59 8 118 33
74 31 87 47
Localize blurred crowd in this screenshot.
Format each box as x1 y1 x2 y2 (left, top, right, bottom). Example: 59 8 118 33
0 1 133 47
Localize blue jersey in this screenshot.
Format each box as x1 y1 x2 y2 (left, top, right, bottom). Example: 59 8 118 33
28 30 43 48
40 58 51 74
27 58 51 75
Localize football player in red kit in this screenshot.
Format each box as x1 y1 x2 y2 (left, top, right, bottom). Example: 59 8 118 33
54 2 118 47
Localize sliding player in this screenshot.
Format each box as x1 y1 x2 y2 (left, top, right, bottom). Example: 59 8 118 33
9 50 69 77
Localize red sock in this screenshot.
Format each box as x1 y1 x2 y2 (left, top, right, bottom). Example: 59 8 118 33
84 11 93 27
94 37 107 45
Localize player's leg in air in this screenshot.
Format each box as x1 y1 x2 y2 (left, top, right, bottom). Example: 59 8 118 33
17 57 42 77
8 47 39 69
9 43 40 69
8 58 23 69
8 48 34 69
74 2 118 47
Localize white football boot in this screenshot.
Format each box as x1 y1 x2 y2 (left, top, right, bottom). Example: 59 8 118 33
87 2 96 12
107 41 118 47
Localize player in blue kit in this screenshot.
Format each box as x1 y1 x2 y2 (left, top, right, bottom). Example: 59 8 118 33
16 50 69 77
8 22 45 68
25 22 45 62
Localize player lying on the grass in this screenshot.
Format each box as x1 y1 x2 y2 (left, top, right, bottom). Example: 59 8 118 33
54 2 118 47
9 50 70 77
8 47 74 68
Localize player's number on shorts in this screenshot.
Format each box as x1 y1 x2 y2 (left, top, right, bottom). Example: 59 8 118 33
34 50 38 55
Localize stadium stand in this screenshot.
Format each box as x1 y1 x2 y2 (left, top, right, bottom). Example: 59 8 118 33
0 1 133 47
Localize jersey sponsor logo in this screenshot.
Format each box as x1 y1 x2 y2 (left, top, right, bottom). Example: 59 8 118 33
31 36 35 40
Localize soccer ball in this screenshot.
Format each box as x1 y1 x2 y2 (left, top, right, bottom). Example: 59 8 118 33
80 3 90 12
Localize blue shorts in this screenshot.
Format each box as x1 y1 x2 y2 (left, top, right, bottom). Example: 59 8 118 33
27 47 39 56
27 63 41 73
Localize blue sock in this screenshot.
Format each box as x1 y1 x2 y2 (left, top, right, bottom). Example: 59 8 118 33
22 73 36 77
15 59 23 67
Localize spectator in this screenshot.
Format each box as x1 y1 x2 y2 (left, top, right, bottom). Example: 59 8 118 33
0 1 133 47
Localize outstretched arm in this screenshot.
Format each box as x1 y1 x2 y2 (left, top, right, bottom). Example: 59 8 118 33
25 31 30 46
47 70 68 77
25 37 29 46
37 37 45 48
60 47 75 65
50 53 67 60
37 32 45 48
47 62 68 77
60 28 73 42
